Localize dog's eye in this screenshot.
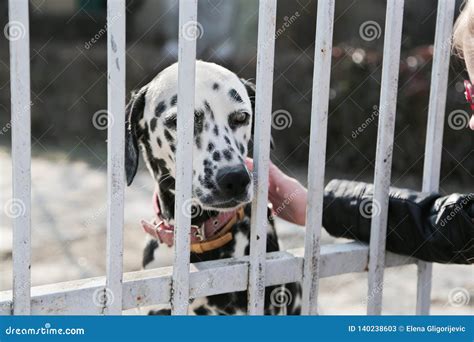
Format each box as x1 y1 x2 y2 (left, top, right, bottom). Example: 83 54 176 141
164 113 177 128
229 111 250 129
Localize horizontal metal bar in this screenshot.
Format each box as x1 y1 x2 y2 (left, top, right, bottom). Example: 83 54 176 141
0 243 416 315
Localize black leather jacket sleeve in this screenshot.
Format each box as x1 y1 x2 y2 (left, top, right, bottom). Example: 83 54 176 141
322 179 474 264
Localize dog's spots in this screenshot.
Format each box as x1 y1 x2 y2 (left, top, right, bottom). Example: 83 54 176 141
170 94 177 106
229 88 243 103
204 167 213 177
243 134 247 140
170 144 176 153
224 135 231 145
213 125 219 136
155 101 166 117
212 82 220 91
142 239 158 268
194 109 205 135
195 135 202 149
199 174 215 190
238 143 245 154
157 137 162 148
150 118 158 132
204 100 215 121
194 306 212 315
207 142 215 152
224 126 229 133
212 151 221 162
223 149 232 161
164 129 174 142
203 159 212 168
204 122 210 131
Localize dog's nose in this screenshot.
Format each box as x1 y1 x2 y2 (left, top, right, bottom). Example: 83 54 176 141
216 165 251 198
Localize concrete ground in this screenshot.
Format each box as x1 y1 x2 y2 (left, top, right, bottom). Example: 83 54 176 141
0 148 472 315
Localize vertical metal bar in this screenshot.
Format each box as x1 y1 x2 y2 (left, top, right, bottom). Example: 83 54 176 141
247 0 277 315
8 0 31 315
301 0 335 316
104 0 126 315
171 0 197 315
418 0 455 315
367 0 404 315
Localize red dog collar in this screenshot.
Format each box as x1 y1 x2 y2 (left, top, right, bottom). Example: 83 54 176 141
141 193 245 253
464 80 474 111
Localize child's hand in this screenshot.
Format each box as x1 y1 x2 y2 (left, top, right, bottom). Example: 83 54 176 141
245 158 308 226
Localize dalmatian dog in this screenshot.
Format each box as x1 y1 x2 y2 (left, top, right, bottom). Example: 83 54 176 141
125 61 301 315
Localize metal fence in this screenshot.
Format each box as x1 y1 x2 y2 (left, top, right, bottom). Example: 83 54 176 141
0 0 455 315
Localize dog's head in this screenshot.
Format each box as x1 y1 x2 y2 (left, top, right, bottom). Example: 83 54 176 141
125 61 256 215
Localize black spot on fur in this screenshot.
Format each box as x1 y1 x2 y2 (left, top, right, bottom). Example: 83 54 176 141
142 239 158 268
170 94 177 106
170 144 176 153
195 135 202 149
157 137 162 148
164 129 173 142
223 149 232 161
204 167 213 177
194 306 212 315
212 82 220 91
204 100 215 121
224 135 231 145
155 101 166 117
229 88 243 103
213 125 219 136
239 143 245 154
212 151 221 162
150 118 158 132
204 159 212 167
207 142 215 152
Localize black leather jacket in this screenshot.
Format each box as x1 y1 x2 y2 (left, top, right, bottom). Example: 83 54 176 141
322 179 474 264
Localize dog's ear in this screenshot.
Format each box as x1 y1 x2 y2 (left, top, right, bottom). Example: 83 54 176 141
241 78 255 113
240 78 275 150
125 86 147 186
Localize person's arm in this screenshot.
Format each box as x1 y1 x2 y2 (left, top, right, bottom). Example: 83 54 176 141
246 158 474 264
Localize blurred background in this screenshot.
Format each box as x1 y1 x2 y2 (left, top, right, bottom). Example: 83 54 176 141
0 0 472 314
